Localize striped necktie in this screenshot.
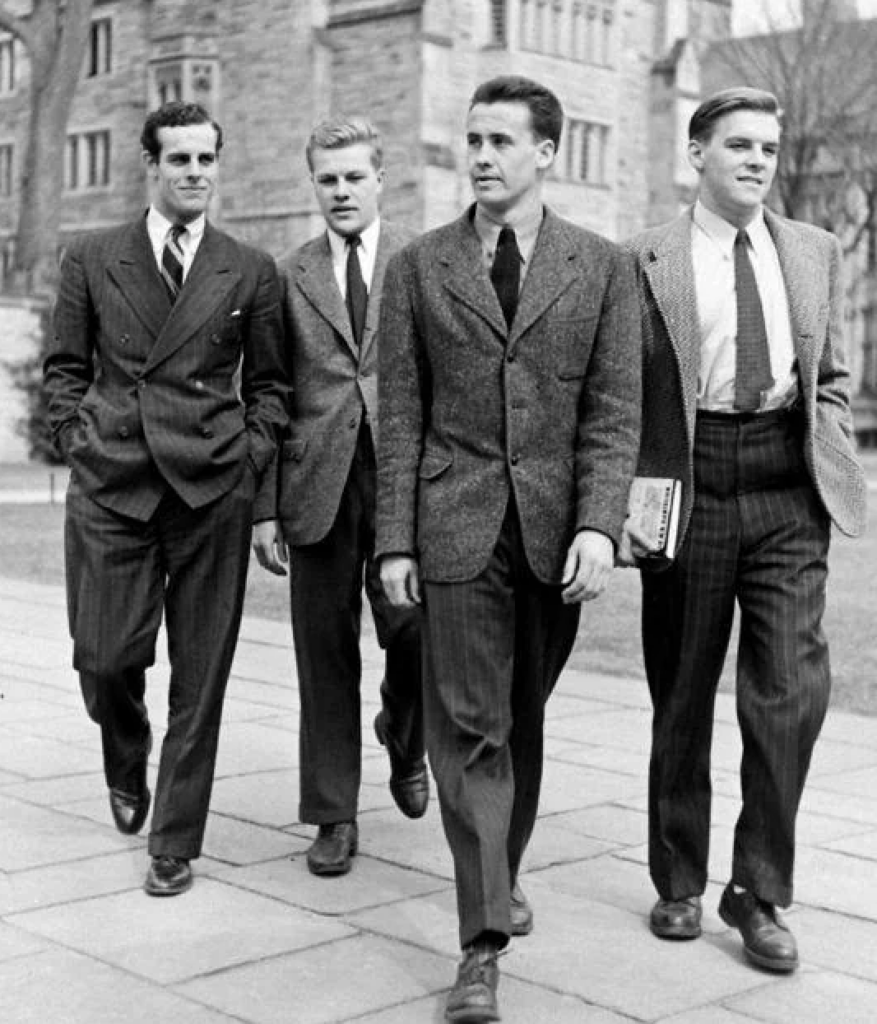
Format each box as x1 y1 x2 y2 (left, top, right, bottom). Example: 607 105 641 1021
161 223 187 301
734 229 774 411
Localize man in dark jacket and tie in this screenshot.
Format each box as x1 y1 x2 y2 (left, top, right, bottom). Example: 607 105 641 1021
44 101 289 897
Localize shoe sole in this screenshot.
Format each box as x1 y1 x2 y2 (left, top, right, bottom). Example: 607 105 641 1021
445 1008 500 1023
718 903 798 972
650 919 701 940
144 875 193 897
306 842 358 877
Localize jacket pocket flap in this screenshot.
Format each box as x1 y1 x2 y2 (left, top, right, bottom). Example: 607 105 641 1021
282 439 307 461
418 452 453 480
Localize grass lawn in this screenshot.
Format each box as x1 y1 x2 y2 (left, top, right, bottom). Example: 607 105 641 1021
2 477 876 715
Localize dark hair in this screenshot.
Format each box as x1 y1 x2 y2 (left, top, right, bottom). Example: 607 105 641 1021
469 75 564 148
305 116 383 171
688 87 782 143
140 101 223 160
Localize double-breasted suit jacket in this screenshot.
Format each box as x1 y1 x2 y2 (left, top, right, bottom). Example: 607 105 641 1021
47 217 288 519
254 222 415 539
376 208 642 582
627 207 867 543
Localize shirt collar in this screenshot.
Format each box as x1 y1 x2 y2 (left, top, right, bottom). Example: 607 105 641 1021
692 200 767 257
327 216 381 262
472 203 544 264
146 205 205 249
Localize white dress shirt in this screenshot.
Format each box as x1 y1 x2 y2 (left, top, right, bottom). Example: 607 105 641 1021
692 201 798 412
473 202 543 285
146 206 205 283
327 217 381 299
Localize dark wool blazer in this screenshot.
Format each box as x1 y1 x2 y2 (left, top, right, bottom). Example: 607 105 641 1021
45 217 289 520
253 221 415 543
625 207 867 542
375 206 642 584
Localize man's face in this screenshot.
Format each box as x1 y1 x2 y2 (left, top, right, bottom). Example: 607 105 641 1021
310 143 384 237
144 123 219 224
688 110 780 227
466 101 555 218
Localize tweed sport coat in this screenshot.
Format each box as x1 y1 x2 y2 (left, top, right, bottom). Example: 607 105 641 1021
252 221 416 543
625 207 867 542
375 207 642 585
45 217 289 520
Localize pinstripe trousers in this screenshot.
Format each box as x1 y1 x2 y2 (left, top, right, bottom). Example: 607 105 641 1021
422 498 581 949
642 407 831 908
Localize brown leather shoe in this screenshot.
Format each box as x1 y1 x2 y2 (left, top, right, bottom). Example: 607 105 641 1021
650 895 702 939
510 882 533 936
109 786 151 835
144 856 192 897
446 940 501 1023
374 712 429 819
718 885 798 972
306 821 358 876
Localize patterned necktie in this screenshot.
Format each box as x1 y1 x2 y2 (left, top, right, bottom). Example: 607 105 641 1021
734 229 774 411
161 223 186 301
345 235 368 348
491 225 521 329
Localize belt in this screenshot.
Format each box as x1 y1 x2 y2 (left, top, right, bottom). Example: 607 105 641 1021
696 403 800 425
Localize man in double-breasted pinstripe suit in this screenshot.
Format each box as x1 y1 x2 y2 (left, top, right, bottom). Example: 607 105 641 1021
44 102 288 897
377 77 641 1022
623 88 867 973
252 118 427 878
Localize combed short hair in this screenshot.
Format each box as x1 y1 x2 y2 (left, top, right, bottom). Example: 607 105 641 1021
140 101 223 160
689 88 782 142
469 75 564 148
305 117 384 171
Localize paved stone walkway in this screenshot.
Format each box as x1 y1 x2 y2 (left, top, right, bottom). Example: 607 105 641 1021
2 571 877 1023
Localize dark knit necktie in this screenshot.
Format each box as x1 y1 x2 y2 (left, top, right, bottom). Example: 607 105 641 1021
161 223 186 301
490 225 521 328
345 235 368 348
734 229 774 411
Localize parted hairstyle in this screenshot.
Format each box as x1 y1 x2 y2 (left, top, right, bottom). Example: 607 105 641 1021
469 75 564 148
305 117 384 171
688 87 782 143
140 101 224 160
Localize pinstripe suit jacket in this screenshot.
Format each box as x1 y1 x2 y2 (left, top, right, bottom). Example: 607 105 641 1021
376 207 642 584
45 216 289 520
625 207 867 541
252 221 415 542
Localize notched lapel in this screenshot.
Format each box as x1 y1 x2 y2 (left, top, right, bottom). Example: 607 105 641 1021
766 213 822 374
439 219 507 339
295 240 357 357
509 218 579 344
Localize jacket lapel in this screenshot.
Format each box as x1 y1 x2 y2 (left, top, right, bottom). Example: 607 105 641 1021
509 212 579 346
360 223 397 363
295 234 357 358
641 212 701 434
106 218 173 339
144 224 242 372
438 211 508 339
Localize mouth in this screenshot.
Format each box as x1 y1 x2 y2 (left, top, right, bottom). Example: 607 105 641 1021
737 177 764 186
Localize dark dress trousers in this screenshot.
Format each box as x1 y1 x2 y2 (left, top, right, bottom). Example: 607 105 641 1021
45 216 289 859
377 208 642 946
626 209 867 907
253 222 424 825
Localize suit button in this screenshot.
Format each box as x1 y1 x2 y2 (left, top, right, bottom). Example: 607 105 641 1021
510 454 520 466
201 426 214 438
211 334 221 345
349 417 357 429
118 426 129 438
195 380 204 390
137 379 146 389
507 352 516 363
120 334 130 345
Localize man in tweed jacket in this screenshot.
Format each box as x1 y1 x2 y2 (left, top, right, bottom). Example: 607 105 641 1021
623 88 867 973
377 76 641 1022
44 102 288 897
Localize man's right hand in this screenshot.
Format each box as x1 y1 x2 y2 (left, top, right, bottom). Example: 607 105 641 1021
252 519 288 576
380 555 421 607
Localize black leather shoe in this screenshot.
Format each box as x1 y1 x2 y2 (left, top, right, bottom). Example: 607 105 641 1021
510 881 533 936
109 786 151 835
144 856 192 897
446 940 501 1023
306 821 358 876
650 895 702 939
718 884 799 972
374 712 430 819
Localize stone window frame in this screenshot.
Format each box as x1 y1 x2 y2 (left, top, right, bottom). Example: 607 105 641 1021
0 141 12 196
0 33 16 94
516 0 616 65
87 16 113 78
560 117 611 185
64 129 112 192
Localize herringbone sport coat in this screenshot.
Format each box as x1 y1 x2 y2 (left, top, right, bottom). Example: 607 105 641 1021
45 216 288 520
253 221 415 543
375 207 642 584
625 207 867 541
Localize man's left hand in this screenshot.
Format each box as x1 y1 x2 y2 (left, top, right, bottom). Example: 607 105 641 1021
561 530 614 604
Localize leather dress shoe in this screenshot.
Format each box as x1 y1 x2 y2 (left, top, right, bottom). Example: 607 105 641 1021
718 884 798 972
374 712 430 819
446 940 501 1023
510 881 533 936
306 821 358 876
109 786 151 835
650 895 702 939
144 856 192 897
